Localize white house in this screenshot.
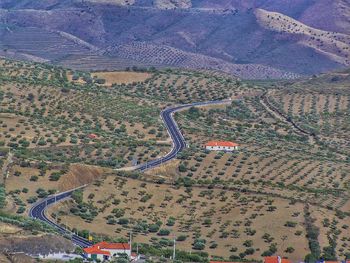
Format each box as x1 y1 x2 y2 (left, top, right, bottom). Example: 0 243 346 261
83 242 131 261
205 141 239 151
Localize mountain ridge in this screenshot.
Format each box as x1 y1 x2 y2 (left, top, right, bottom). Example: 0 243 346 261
0 0 349 79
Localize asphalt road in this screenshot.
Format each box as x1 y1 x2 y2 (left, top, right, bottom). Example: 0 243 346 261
29 187 92 247
28 99 231 247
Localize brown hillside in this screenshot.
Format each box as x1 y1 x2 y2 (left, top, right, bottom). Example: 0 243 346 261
255 8 350 66
58 164 110 191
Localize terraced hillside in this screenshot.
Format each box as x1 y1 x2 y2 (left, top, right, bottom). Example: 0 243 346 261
0 0 349 79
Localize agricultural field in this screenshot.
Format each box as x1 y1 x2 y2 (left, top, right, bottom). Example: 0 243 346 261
48 172 350 261
91 71 151 86
265 71 350 156
172 97 350 209
0 59 171 169
0 58 350 261
49 175 310 261
45 69 350 261
117 70 257 104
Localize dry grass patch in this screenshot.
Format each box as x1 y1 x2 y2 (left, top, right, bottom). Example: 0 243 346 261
92 71 151 85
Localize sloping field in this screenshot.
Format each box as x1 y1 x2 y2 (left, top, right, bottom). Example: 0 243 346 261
56 54 155 71
107 42 300 79
1 26 93 61
91 71 151 85
255 8 350 66
0 1 349 78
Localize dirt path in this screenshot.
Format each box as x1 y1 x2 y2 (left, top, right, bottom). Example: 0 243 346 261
259 90 349 160
1 151 13 185
259 90 316 144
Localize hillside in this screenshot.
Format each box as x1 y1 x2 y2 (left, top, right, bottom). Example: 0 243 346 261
0 58 349 261
0 0 349 79
255 9 350 66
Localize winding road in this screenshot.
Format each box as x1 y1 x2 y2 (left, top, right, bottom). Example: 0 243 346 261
29 99 231 247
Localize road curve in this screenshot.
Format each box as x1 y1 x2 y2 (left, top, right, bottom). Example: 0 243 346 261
29 99 232 247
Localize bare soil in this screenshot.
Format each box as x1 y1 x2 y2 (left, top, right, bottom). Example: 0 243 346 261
92 71 151 85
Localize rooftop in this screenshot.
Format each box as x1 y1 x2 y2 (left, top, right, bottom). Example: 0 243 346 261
83 246 111 256
264 256 291 263
206 141 239 147
95 242 130 250
83 242 130 255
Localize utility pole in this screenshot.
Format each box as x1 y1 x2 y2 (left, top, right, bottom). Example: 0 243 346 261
129 232 132 260
172 236 176 261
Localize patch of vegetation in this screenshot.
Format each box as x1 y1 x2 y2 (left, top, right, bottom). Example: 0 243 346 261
0 185 6 209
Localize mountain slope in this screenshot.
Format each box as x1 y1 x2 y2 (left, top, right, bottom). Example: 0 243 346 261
255 8 350 66
0 0 349 79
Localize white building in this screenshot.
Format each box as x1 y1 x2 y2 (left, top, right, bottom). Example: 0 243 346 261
83 242 131 261
205 141 239 151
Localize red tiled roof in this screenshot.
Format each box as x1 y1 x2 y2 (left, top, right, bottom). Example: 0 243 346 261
264 257 277 263
84 242 130 255
206 141 239 147
83 246 110 255
88 133 98 139
95 242 130 250
210 261 248 263
264 257 291 263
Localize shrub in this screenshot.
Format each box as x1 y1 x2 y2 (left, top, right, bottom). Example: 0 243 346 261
243 240 253 247
71 190 83 204
112 208 125 218
178 164 187 173
166 217 176 226
177 235 187 241
30 175 38 182
149 224 160 233
285 247 295 253
27 196 38 204
49 172 62 181
16 206 25 214
158 229 170 236
285 221 297 227
193 241 205 250
0 186 6 209
209 243 217 249
118 218 129 225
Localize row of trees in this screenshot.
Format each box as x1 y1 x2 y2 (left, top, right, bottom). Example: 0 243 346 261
0 185 6 209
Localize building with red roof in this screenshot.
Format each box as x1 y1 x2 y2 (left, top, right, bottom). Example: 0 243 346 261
210 261 254 263
88 133 98 139
264 256 291 263
205 141 239 152
83 242 131 261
